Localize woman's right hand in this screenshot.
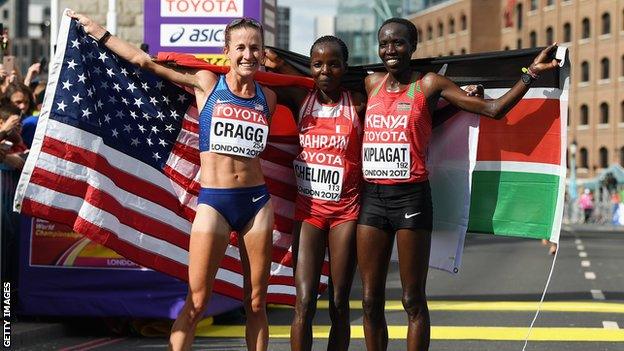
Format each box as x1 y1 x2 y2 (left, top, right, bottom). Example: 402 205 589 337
263 48 284 71
66 10 108 41
0 115 20 135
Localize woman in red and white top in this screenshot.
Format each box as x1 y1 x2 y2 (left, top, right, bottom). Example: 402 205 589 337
357 18 559 351
266 36 366 351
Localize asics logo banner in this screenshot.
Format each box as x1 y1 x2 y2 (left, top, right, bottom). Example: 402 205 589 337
404 212 421 219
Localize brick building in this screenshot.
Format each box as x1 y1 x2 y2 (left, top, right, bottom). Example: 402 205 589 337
409 0 624 178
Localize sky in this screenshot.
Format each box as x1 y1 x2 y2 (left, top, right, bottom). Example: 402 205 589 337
277 0 338 55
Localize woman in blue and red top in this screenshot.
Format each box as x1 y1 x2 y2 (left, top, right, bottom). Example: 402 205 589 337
70 11 276 351
358 18 559 351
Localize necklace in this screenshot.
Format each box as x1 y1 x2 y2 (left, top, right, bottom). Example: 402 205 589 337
387 79 401 92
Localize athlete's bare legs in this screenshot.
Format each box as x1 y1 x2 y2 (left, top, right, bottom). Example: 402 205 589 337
356 224 394 351
169 205 231 351
239 202 274 351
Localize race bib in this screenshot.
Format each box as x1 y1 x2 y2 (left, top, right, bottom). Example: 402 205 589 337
209 104 268 158
293 160 344 202
362 143 410 179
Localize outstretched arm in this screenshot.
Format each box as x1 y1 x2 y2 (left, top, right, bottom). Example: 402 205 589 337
427 44 559 120
68 10 212 94
264 48 308 121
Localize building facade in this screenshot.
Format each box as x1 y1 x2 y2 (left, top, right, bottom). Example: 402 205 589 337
314 15 336 39
500 0 624 179
409 0 623 178
408 0 501 58
276 6 290 50
336 0 404 65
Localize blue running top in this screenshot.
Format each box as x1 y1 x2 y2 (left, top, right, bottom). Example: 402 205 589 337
198 75 270 158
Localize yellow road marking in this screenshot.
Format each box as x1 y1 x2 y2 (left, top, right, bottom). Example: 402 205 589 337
269 300 624 313
196 325 624 341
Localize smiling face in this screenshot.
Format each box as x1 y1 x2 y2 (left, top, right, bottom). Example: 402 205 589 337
378 22 416 75
224 27 264 78
310 42 346 95
10 91 30 114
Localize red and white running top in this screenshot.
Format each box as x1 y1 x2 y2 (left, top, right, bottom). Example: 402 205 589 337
293 90 362 206
362 74 431 184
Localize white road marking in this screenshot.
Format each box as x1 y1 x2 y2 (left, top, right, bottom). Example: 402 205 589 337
576 245 585 251
584 272 596 280
581 260 591 267
574 239 582 245
590 289 605 300
579 251 588 258
602 321 620 329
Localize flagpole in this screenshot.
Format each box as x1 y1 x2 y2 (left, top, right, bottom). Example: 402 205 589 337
568 141 578 223
107 0 117 35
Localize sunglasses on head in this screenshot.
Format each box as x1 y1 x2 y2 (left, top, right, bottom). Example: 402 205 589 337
226 17 263 31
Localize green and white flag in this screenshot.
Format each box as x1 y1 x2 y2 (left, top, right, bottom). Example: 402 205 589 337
425 48 569 272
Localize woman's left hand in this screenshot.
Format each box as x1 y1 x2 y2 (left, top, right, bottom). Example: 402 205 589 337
464 84 484 97
529 43 560 75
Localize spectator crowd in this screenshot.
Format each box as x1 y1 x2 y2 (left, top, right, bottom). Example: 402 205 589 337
0 39 46 287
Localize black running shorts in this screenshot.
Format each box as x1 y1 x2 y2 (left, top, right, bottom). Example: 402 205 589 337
358 181 433 232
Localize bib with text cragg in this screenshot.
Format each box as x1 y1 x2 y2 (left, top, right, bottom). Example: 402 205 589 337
209 102 269 158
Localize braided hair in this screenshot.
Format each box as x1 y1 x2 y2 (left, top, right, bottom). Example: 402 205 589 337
310 35 349 64
378 17 418 50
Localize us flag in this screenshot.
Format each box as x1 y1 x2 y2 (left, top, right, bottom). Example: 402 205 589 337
14 15 321 305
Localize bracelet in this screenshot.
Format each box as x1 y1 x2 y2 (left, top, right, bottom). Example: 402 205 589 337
522 66 539 79
98 31 112 45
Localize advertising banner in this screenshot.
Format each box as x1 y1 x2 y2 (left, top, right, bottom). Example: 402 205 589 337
144 0 263 54
18 217 241 318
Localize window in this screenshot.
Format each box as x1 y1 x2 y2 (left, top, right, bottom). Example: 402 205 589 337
563 22 571 42
582 18 590 39
516 4 523 30
599 147 609 168
517 38 522 49
460 14 467 31
619 147 624 167
438 21 444 37
427 25 433 40
601 57 610 79
530 31 537 48
579 148 588 168
461 48 466 54
504 46 510 51
581 61 590 82
600 102 609 123
449 17 455 34
602 12 611 35
530 0 537 11
546 26 553 44
580 104 589 125
546 0 554 5
621 55 624 76
621 101 624 122
449 51 454 56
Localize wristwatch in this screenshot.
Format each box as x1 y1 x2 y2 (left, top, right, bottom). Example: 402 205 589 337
521 72 534 85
